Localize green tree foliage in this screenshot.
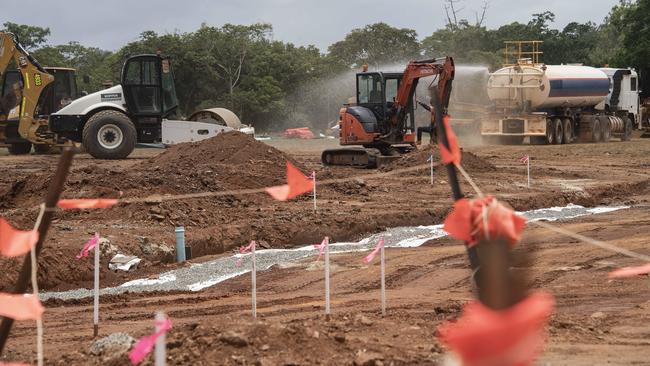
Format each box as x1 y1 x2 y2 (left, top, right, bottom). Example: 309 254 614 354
1 22 50 50
613 0 650 94
328 23 420 68
3 0 647 132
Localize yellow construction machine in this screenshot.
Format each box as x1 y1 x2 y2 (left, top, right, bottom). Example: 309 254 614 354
0 31 78 154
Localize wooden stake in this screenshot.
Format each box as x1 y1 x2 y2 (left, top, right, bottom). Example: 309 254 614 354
251 241 257 319
312 171 317 212
380 245 386 316
93 239 100 337
527 156 531 188
154 312 166 366
324 237 330 315
0 148 75 355
430 154 434 185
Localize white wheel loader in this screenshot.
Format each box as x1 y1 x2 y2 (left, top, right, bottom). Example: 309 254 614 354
49 54 253 159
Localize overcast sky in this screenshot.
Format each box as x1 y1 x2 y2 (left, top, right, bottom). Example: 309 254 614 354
1 0 619 52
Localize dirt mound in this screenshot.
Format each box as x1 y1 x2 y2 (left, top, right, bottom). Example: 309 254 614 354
0 132 302 210
382 146 495 173
141 131 302 193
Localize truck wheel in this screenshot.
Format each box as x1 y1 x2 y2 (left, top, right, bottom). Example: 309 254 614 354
591 118 602 143
545 119 554 144
622 117 633 141
8 142 32 155
553 118 563 144
562 119 573 144
82 110 137 159
601 119 611 142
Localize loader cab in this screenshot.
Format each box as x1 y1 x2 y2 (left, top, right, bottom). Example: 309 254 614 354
121 55 178 118
0 70 23 118
1 67 78 118
40 67 78 115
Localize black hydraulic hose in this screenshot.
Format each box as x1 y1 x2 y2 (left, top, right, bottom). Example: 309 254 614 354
430 90 480 271
10 33 47 73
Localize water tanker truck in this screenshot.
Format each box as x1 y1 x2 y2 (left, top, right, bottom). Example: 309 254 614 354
480 61 640 144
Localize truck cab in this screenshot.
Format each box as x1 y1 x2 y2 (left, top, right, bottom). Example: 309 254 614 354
600 68 641 128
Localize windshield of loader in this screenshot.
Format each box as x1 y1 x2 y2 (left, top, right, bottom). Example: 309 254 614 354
161 59 178 115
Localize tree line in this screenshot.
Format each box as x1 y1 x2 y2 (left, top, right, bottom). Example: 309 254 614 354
2 0 648 131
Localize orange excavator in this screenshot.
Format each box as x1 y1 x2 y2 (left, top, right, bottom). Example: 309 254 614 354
322 57 455 168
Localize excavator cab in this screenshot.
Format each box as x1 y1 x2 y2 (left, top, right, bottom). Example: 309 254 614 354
121 55 178 118
355 71 415 136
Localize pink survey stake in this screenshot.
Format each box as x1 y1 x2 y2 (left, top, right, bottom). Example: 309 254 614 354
76 233 100 260
363 237 385 264
129 318 172 364
235 241 256 267
314 237 328 261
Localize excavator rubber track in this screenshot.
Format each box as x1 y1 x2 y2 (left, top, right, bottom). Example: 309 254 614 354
321 148 400 168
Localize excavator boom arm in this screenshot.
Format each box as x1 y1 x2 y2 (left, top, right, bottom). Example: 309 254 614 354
0 32 54 140
392 56 455 125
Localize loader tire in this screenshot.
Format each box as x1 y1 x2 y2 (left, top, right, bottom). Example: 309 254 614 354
8 142 32 155
82 110 136 159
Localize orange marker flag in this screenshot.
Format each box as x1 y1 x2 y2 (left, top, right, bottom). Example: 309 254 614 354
57 198 119 210
443 196 526 248
609 263 650 278
438 115 461 165
0 293 44 321
438 291 555 366
0 363 30 366
0 218 38 257
265 161 315 201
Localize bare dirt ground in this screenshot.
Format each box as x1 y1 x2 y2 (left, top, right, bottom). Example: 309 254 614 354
1 135 649 365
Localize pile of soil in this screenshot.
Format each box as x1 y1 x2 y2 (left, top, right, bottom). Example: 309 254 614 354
382 146 496 173
1 132 302 210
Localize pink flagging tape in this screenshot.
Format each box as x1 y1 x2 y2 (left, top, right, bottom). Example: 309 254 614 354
314 237 328 261
129 318 172 365
609 263 650 278
363 237 385 264
519 155 529 164
0 363 30 365
0 218 38 258
235 241 256 267
0 293 44 321
57 198 118 209
265 161 315 201
438 291 555 366
76 233 100 260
